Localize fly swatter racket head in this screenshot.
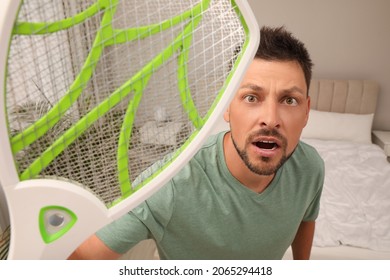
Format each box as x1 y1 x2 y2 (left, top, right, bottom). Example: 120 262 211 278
0 0 259 259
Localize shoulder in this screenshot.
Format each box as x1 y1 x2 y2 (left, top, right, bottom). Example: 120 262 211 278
294 141 324 169
285 141 325 185
195 132 222 155
142 132 224 194
185 131 224 170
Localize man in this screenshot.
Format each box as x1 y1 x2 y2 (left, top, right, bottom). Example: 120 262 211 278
69 26 324 260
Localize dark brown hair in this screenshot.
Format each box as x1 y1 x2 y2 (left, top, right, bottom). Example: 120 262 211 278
256 26 313 94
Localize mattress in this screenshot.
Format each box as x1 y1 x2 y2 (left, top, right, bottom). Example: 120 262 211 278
301 138 390 258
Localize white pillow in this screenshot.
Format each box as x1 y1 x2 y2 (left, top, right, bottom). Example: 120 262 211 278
301 109 374 143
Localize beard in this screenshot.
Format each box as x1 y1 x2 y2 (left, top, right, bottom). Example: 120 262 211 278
231 128 289 176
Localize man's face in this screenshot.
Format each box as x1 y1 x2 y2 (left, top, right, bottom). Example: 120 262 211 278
224 59 310 176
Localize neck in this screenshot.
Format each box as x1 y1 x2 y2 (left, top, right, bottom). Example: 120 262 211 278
223 132 275 193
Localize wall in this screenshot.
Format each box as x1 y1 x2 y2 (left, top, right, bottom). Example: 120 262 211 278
247 0 390 130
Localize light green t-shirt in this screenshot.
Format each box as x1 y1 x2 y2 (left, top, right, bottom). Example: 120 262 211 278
97 132 324 259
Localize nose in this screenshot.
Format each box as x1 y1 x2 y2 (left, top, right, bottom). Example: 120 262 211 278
259 100 281 129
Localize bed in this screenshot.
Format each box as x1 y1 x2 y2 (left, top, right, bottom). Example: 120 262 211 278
283 79 390 260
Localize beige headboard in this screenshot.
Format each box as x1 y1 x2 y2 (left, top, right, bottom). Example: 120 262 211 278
309 79 379 115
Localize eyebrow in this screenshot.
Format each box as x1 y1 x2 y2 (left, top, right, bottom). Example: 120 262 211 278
281 86 306 96
239 83 263 92
240 83 306 96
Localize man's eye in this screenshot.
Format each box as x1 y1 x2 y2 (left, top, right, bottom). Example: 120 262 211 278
284 97 298 106
244 95 257 103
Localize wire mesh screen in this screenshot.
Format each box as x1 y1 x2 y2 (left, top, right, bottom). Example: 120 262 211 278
0 226 10 260
6 0 247 206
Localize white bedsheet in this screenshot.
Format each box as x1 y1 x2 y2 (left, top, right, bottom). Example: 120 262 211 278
302 138 390 252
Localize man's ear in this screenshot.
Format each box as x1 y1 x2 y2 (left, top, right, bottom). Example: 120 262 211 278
223 107 230 123
303 96 311 127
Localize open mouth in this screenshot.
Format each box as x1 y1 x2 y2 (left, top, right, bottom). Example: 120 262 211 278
254 140 279 150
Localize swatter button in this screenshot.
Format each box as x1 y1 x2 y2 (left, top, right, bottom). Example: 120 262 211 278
48 213 65 227
39 206 77 244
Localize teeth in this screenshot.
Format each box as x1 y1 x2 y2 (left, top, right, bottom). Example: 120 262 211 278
255 141 278 150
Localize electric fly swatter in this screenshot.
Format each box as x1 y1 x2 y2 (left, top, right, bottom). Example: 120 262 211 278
0 0 259 259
